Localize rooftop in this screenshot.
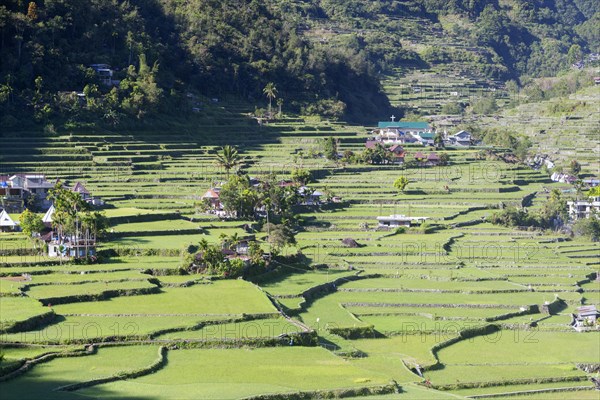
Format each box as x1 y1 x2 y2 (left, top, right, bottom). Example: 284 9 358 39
378 121 429 130
376 215 429 222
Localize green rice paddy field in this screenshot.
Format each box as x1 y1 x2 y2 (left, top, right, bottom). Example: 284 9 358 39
0 111 598 399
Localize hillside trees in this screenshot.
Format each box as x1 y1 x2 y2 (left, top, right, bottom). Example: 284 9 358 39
19 209 44 239
393 176 409 194
1 0 394 126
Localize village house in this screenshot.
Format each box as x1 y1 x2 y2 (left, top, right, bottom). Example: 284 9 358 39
583 178 600 188
298 186 323 205
0 174 55 212
426 152 441 166
371 119 432 145
567 197 600 220
72 182 92 201
572 305 599 331
527 154 555 170
278 180 296 188
0 210 18 232
201 188 222 211
0 176 25 213
551 172 577 184
410 131 435 146
71 182 104 206
447 130 473 146
389 145 406 164
47 235 97 258
376 215 429 228
413 152 441 166
89 64 119 86
364 142 405 164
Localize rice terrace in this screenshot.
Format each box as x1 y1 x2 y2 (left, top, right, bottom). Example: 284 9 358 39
0 1 599 399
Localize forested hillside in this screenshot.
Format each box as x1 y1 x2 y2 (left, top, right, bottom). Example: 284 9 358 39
0 0 597 128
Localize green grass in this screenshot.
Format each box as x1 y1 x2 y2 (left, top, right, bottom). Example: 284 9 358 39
155 318 302 340
0 345 160 400
76 347 391 399
437 331 600 365
25 280 157 302
50 280 276 316
0 296 50 327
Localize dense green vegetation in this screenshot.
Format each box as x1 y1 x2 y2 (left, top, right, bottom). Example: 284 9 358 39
1 0 597 127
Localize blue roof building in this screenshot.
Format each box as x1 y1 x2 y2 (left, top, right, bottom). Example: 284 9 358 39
377 121 430 130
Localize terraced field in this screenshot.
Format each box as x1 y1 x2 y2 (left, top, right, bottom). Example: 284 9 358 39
0 109 599 399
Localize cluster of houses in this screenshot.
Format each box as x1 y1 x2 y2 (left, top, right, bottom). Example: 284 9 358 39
0 174 102 216
363 118 475 166
0 174 55 213
363 140 444 166
370 118 475 147
0 176 103 258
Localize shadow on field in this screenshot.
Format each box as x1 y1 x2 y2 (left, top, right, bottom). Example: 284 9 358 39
0 375 156 400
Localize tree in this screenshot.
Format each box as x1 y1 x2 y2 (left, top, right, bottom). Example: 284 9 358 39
439 153 450 166
567 44 582 65
539 188 567 228
262 223 296 256
573 218 600 240
26 2 37 20
19 209 44 239
263 82 277 118
219 175 259 219
441 102 464 115
393 176 409 194
291 168 312 185
47 183 89 239
472 94 497 115
215 145 240 177
322 137 338 161
362 144 393 165
434 132 445 149
46 183 94 259
588 187 600 198
276 98 283 118
80 210 109 257
569 160 581 176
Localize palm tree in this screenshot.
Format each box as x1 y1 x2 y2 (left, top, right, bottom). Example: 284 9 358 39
263 82 277 118
215 145 240 178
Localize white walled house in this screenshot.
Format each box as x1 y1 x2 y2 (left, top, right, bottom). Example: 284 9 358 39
568 197 600 220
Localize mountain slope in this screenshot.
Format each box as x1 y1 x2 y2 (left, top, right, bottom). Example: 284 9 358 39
0 0 596 128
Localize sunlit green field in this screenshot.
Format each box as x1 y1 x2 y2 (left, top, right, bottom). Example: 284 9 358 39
0 113 598 399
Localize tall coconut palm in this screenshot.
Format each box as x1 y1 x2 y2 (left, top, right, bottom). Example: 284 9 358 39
263 82 277 118
215 145 240 178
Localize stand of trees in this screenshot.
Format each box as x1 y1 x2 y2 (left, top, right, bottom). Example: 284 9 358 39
0 0 396 128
